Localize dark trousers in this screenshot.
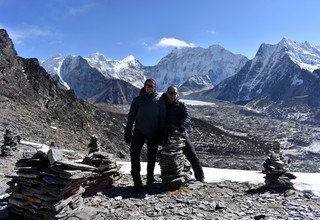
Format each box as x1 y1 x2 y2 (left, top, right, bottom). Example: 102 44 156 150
130 132 158 184
183 138 204 181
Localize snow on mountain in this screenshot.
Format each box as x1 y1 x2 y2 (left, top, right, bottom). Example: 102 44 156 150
280 38 320 72
41 55 69 89
179 75 214 96
144 45 248 92
85 53 145 88
85 52 113 78
213 38 320 102
201 38 320 123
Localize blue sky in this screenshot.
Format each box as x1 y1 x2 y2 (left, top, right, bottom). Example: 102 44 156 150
1 0 320 66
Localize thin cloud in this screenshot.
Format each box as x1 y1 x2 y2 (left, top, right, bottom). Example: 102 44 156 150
67 3 96 16
206 30 216 35
155 38 195 48
1 25 56 45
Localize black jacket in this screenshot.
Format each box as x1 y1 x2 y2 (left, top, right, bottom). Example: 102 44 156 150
159 93 191 132
125 88 164 138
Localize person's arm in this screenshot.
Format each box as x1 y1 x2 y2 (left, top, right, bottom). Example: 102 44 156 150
124 98 138 143
158 99 166 132
125 98 138 132
180 102 191 132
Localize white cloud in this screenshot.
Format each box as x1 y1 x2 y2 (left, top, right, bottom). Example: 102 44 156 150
1 25 55 45
155 38 195 48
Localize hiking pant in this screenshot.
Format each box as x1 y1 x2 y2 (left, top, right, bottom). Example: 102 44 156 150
184 138 204 181
130 132 158 184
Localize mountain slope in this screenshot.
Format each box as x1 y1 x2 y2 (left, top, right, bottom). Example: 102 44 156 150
201 38 320 123
144 45 248 91
0 29 129 156
86 52 146 88
43 55 139 104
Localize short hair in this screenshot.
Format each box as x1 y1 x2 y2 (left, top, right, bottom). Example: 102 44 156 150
144 78 156 88
167 85 178 92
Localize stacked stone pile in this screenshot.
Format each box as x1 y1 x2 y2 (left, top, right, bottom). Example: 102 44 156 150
1 129 18 156
262 142 296 189
159 131 192 190
82 151 122 196
83 152 120 178
87 135 100 154
8 147 120 219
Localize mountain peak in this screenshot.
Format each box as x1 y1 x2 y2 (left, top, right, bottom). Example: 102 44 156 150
254 38 320 72
208 44 225 51
0 29 18 61
120 55 142 68
89 52 110 62
277 38 320 72
122 54 137 63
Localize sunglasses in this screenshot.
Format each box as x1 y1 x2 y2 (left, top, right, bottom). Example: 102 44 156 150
168 91 178 95
146 84 155 88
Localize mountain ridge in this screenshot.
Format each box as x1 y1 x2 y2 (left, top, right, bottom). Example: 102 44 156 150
40 37 320 123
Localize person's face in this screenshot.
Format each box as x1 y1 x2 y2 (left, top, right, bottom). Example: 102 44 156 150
145 82 156 95
166 87 178 103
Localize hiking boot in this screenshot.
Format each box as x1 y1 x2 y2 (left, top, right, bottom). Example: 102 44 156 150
131 173 143 192
198 179 206 183
146 177 156 185
132 183 144 192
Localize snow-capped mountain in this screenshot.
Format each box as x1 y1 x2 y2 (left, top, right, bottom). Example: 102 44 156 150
42 53 146 89
144 45 248 92
179 75 213 96
213 38 320 101
41 38 320 123
42 55 139 104
200 38 320 123
85 52 146 88
42 46 248 100
41 55 69 89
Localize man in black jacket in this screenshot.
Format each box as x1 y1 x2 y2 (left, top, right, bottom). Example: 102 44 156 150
124 79 165 191
159 86 205 182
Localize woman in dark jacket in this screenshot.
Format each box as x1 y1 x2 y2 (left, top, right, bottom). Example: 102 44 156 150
124 79 165 191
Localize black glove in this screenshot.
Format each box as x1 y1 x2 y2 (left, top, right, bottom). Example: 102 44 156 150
124 130 132 144
165 124 179 135
157 132 165 145
179 126 186 133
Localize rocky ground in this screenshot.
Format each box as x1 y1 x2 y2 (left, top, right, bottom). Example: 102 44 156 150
115 102 320 173
1 143 320 220
187 101 320 173
47 176 320 220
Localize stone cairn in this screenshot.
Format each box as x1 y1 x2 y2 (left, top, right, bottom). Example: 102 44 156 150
9 146 120 219
87 135 100 154
262 142 296 189
159 130 192 191
1 129 18 156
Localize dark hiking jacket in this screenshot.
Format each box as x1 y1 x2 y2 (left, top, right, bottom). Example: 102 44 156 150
159 93 191 132
125 88 164 138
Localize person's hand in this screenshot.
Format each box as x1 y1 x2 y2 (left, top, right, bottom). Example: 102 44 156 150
124 130 132 144
157 133 165 145
179 126 186 133
165 124 178 134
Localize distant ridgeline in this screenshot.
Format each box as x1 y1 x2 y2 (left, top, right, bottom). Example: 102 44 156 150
42 38 320 123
